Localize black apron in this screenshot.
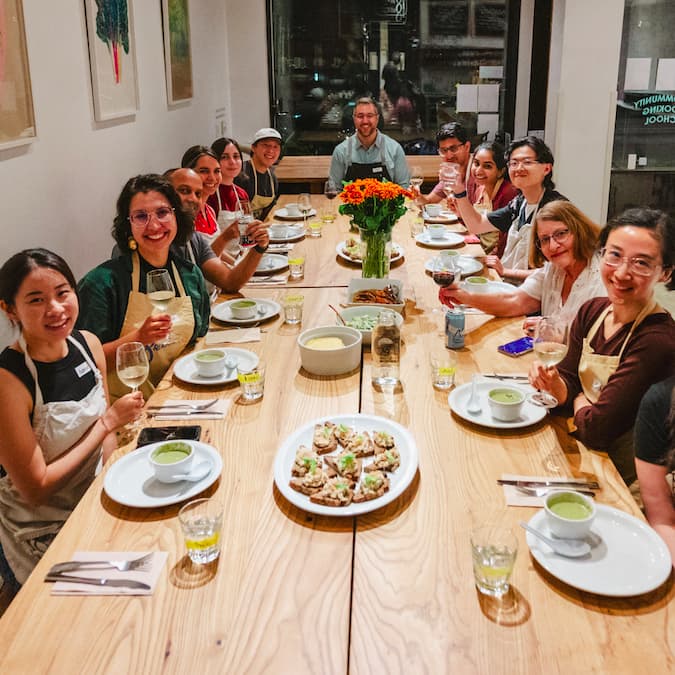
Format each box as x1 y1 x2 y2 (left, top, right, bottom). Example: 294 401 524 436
344 135 392 182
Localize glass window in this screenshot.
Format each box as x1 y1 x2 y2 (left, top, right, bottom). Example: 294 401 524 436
268 0 516 156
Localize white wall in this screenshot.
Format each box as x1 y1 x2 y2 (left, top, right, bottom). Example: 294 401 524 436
0 0 231 280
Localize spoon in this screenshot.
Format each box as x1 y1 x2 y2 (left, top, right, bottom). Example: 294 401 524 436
466 374 482 414
225 354 238 372
328 304 346 325
519 521 591 558
166 461 212 483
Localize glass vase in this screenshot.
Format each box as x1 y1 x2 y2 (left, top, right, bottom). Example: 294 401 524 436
359 227 392 278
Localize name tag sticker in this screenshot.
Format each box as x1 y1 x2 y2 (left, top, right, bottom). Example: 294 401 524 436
373 167 383 174
75 361 92 378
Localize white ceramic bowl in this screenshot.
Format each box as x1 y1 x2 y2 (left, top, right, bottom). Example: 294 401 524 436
194 349 228 378
285 202 301 217
230 299 258 319
427 224 446 239
268 223 288 239
487 386 525 421
298 326 363 376
464 276 490 294
425 204 442 217
337 305 404 345
545 490 596 539
346 278 405 314
148 441 194 483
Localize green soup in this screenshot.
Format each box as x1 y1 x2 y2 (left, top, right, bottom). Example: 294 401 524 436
549 500 591 520
195 351 225 362
489 389 523 404
232 300 256 309
467 276 488 284
152 442 192 465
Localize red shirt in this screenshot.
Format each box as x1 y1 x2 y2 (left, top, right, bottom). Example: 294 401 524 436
206 183 248 216
194 203 218 236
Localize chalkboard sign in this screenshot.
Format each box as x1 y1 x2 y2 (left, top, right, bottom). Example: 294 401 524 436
429 2 469 38
475 4 507 37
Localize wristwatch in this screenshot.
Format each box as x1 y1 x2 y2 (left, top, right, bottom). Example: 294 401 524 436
453 190 467 199
254 244 268 254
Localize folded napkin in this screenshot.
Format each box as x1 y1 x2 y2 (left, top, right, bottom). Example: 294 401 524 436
205 328 261 344
502 473 597 507
50 551 168 596
268 243 294 253
151 398 231 421
464 234 480 244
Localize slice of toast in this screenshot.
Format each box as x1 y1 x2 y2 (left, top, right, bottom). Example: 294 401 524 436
291 445 322 477
309 477 355 507
312 422 338 454
289 467 328 496
324 450 362 481
365 448 401 473
373 430 396 451
344 431 375 457
353 470 390 503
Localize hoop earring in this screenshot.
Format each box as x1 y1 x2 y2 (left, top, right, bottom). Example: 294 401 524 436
128 236 138 251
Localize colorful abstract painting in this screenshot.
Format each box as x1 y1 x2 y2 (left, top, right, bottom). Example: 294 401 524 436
84 0 138 121
0 0 36 149
162 0 193 104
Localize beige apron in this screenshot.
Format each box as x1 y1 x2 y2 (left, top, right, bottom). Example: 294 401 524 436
0 334 107 583
475 178 504 255
577 299 659 484
249 165 276 219
108 253 195 401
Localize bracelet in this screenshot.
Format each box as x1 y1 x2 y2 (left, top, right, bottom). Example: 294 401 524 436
453 190 467 199
254 244 268 254
99 415 113 434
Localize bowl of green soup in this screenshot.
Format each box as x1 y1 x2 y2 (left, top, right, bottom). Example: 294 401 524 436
149 441 194 482
545 490 596 539
487 386 525 421
230 299 258 319
194 349 227 377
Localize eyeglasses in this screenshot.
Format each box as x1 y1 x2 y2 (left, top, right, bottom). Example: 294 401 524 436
536 229 570 249
128 207 175 227
438 144 465 155
507 158 541 169
354 113 378 120
600 248 661 277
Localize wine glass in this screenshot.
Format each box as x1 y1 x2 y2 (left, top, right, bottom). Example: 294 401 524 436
146 269 175 345
409 165 423 190
430 257 459 331
298 193 312 227
439 162 460 200
116 342 149 431
529 316 569 408
322 181 338 223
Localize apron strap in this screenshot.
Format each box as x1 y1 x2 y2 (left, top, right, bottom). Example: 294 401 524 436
171 261 187 297
132 252 186 297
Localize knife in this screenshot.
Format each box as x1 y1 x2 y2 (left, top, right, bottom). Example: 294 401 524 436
45 573 150 590
497 479 600 490
483 373 529 381
147 410 222 418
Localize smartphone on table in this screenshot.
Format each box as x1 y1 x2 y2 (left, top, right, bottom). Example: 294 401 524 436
136 425 201 448
497 336 534 358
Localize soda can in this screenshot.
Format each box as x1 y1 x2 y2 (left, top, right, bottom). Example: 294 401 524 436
238 214 255 247
445 309 465 350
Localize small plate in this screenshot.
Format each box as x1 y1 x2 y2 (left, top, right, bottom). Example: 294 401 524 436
268 223 306 243
254 254 289 275
173 348 259 385
448 380 547 429
273 413 418 516
526 505 671 596
274 207 317 220
424 255 483 278
103 441 223 508
415 231 465 248
423 210 459 224
212 298 281 324
336 241 404 266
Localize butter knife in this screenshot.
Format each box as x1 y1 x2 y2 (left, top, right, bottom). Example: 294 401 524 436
147 410 222 418
483 373 529 381
497 479 600 490
45 573 150 590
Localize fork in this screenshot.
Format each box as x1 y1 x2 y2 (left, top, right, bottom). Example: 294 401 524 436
516 486 596 499
48 552 154 575
146 398 218 411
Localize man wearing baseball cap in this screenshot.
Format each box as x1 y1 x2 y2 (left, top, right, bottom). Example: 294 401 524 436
235 127 282 220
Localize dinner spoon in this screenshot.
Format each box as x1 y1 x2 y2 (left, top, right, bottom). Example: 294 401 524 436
519 521 591 558
163 461 212 483
466 374 482 414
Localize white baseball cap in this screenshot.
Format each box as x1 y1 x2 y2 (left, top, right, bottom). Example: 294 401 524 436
252 127 282 144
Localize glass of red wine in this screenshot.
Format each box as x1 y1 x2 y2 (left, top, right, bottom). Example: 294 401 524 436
431 257 459 329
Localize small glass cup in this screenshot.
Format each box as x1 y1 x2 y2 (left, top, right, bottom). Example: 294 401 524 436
178 498 224 565
308 219 323 237
282 293 304 324
237 361 266 402
288 256 305 279
470 525 518 597
429 349 456 389
409 215 424 239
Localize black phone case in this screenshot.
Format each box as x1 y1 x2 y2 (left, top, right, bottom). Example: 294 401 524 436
136 425 201 447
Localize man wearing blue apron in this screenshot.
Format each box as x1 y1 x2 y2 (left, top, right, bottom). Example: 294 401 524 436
329 97 410 187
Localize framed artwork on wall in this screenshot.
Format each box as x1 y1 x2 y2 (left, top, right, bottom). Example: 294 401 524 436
162 0 193 104
84 0 138 121
0 0 37 150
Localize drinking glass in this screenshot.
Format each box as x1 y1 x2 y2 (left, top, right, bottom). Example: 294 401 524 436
429 348 457 390
238 199 255 248
323 180 338 201
116 342 149 431
439 162 460 199
409 165 423 190
430 257 460 330
530 316 569 408
146 269 175 345
237 361 266 402
321 181 338 224
298 193 312 227
179 498 224 564
471 525 518 597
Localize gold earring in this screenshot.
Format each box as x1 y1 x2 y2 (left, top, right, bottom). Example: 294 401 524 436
128 236 138 251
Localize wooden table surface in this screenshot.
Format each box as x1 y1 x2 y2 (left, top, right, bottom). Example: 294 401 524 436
0 200 672 674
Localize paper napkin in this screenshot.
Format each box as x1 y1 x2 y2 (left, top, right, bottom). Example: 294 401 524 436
151 398 231 421
501 473 597 507
50 551 168 596
205 328 261 344
268 243 294 253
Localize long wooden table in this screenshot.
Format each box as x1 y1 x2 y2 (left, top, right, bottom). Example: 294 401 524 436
0 199 672 673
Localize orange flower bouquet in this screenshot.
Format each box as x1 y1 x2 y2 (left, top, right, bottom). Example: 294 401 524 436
338 179 412 277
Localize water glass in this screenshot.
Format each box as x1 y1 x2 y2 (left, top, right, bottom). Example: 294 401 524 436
471 525 518 597
282 293 304 324
429 349 456 389
409 216 424 239
308 219 322 237
288 256 305 279
178 498 224 564
237 361 266 401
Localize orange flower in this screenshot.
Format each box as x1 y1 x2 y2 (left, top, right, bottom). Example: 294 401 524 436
338 179 412 233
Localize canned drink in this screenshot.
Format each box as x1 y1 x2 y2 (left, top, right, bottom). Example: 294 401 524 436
238 214 255 247
445 309 465 350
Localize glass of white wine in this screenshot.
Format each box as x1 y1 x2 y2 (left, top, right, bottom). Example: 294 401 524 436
409 165 424 212
116 342 149 431
298 192 312 227
530 316 569 408
146 269 175 345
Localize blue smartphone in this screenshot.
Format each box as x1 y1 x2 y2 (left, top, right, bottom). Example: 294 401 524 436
497 336 534 358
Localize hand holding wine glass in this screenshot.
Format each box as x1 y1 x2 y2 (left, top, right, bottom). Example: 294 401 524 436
529 316 569 408
116 342 149 431
146 269 175 345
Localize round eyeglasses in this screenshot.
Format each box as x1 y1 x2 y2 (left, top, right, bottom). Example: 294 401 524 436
600 248 661 277
128 207 175 227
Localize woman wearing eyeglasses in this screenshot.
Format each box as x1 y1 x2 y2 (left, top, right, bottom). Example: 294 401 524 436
439 201 605 326
529 208 675 486
77 174 209 400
